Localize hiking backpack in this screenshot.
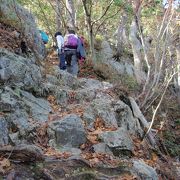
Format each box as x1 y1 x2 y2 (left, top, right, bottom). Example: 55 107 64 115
64 34 78 48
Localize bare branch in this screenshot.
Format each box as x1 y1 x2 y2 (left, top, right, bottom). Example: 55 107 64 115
94 8 121 36
92 0 114 27
36 0 54 40
145 71 177 136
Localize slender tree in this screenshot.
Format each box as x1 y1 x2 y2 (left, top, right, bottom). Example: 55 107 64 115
129 0 146 85
116 10 128 59
56 0 61 31
66 0 76 30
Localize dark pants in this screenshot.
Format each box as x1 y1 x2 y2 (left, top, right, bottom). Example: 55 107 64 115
58 51 66 70
64 50 78 76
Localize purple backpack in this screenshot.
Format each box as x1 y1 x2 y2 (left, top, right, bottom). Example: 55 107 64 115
64 34 78 48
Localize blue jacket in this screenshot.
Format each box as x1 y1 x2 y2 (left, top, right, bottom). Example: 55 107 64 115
39 30 49 44
77 38 86 59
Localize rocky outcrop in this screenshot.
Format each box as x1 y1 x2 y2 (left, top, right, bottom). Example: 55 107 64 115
0 43 158 179
0 0 45 59
20 90 52 122
95 40 134 77
92 143 113 155
48 114 86 148
113 100 143 135
0 49 42 91
83 97 118 129
0 144 44 162
0 88 52 144
99 128 133 157
3 157 158 180
132 160 158 180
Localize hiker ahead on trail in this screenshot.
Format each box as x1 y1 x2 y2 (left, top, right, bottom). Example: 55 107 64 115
39 30 49 44
64 29 79 77
55 31 66 70
64 29 86 77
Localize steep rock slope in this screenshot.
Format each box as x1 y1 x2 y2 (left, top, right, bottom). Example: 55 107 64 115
0 0 45 59
0 48 159 179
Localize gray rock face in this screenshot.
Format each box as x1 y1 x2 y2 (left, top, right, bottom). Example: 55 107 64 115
55 89 69 105
99 128 133 157
48 114 86 148
83 97 118 129
92 143 113 155
107 60 134 76
9 132 21 145
0 86 52 143
132 160 158 180
72 79 113 105
82 90 142 135
79 78 106 90
45 72 114 106
53 67 80 89
101 41 114 61
0 86 52 123
0 117 9 146
96 40 134 77
0 0 45 59
0 90 18 112
75 89 96 104
21 91 52 122
6 109 31 135
114 100 142 135
0 49 42 91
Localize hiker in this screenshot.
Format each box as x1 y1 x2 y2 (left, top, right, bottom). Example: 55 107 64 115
39 30 49 44
64 29 86 77
55 31 66 70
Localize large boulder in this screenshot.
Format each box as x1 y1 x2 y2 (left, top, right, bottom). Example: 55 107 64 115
132 160 158 180
113 100 142 135
99 128 133 157
82 90 141 132
100 40 114 61
107 60 134 76
52 67 80 89
96 40 134 77
0 86 52 143
83 97 118 129
21 90 52 122
6 109 30 131
0 0 45 59
44 71 114 106
48 114 86 148
0 49 42 91
92 143 113 155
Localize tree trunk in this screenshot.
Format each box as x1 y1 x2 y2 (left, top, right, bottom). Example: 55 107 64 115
56 0 61 31
66 0 76 30
175 47 180 105
129 97 156 147
129 19 145 84
117 12 128 58
88 21 96 63
82 0 96 62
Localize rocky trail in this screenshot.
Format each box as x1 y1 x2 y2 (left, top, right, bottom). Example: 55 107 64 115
0 46 179 179
0 3 180 179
